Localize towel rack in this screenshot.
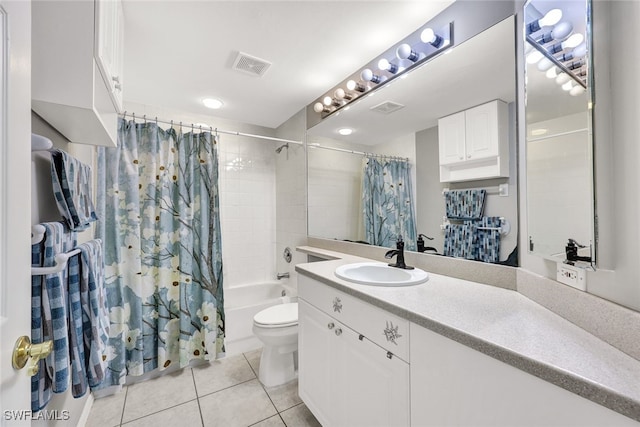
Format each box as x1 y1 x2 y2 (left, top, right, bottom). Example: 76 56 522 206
31 224 81 276
31 133 53 152
442 184 509 197
31 248 81 276
440 216 511 235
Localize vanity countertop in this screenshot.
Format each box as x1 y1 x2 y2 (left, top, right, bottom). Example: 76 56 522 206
295 246 640 424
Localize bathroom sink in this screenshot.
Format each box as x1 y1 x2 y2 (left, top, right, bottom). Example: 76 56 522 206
334 262 429 287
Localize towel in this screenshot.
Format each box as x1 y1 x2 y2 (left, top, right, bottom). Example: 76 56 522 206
444 189 486 220
443 222 476 260
31 222 77 412
477 217 502 263
79 239 109 390
51 149 98 231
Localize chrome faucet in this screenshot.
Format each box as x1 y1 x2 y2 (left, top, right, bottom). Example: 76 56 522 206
384 236 414 270
277 272 290 280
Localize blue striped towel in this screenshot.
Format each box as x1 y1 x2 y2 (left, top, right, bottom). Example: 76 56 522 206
443 222 476 260
31 222 77 412
477 217 502 263
51 149 98 231
444 189 486 220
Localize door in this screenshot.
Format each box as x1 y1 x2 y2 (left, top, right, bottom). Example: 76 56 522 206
438 111 466 165
0 1 33 424
465 101 499 161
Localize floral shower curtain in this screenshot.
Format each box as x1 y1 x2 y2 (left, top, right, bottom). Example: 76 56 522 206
362 156 417 251
95 119 224 387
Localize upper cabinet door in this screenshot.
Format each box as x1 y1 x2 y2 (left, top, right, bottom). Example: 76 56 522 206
95 0 124 112
465 100 500 161
438 111 466 165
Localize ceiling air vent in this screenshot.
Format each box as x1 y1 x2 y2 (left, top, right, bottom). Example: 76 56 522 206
232 51 272 77
370 101 405 115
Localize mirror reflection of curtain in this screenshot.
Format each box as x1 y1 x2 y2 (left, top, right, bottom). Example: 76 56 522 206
94 119 225 388
362 156 417 250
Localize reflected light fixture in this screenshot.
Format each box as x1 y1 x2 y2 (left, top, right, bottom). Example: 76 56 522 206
203 98 223 109
570 85 586 96
378 58 398 74
323 96 341 107
346 79 366 93
334 88 354 101
562 81 573 91
548 33 583 54
556 42 587 62
313 102 331 113
526 50 544 64
546 67 558 79
338 128 353 136
420 27 444 48
526 8 562 34
555 72 571 85
535 21 573 44
361 68 382 84
396 43 420 62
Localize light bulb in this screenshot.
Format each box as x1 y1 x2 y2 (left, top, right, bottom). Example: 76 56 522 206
556 42 587 62
346 79 366 93
537 57 554 71
396 43 420 62
546 67 558 79
562 81 573 91
323 96 332 106
526 50 544 64
536 21 573 44
334 88 353 101
570 85 586 96
555 72 571 85
378 58 398 74
549 33 584 54
313 102 329 113
420 28 444 48
526 8 562 34
361 68 382 84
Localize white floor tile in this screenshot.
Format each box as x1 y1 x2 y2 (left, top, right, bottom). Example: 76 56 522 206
121 400 202 427
86 389 127 427
244 348 261 374
250 415 286 427
264 379 302 413
192 354 256 397
280 404 321 427
122 368 197 423
199 379 277 427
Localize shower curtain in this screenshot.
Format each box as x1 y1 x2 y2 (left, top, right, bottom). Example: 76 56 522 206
95 119 224 387
362 156 417 251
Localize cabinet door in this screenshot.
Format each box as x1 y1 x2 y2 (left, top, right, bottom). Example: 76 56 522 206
340 333 410 427
438 111 466 165
464 101 499 161
298 300 336 426
95 0 124 111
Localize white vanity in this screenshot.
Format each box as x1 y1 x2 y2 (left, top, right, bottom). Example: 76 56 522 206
296 248 640 426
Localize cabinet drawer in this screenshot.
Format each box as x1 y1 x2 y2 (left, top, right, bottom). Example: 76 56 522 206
299 274 409 361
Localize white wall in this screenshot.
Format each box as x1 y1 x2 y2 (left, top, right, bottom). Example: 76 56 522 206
124 102 279 289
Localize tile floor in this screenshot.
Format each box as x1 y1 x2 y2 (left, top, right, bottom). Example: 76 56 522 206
86 349 321 427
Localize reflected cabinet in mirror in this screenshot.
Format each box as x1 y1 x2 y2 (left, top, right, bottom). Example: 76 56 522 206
307 16 519 266
524 0 596 266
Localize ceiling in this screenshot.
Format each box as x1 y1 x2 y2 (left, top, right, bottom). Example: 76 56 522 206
122 1 455 129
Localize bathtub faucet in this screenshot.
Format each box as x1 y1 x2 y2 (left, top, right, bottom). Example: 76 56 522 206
277 272 290 280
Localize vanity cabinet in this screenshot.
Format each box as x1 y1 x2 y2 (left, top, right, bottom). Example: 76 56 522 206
32 0 124 147
410 324 637 426
438 99 509 182
298 276 410 427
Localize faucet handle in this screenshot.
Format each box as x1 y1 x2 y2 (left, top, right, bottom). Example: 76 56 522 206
568 238 586 248
396 235 404 243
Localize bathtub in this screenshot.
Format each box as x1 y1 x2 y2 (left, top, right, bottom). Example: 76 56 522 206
224 281 297 355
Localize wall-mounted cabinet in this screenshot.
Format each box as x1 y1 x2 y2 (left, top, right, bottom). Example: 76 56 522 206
438 100 509 182
32 0 124 147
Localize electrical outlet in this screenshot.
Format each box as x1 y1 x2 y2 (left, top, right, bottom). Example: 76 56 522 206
556 263 587 291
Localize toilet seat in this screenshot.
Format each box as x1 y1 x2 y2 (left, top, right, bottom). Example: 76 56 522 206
253 303 298 328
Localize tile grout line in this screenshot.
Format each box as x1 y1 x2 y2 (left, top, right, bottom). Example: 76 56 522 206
243 351 288 426
119 385 129 427
191 367 206 427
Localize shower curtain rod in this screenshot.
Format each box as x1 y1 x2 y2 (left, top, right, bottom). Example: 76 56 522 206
121 112 304 146
308 144 409 162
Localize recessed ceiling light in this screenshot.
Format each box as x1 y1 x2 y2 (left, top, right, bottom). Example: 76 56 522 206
531 128 547 136
338 128 353 136
203 98 223 109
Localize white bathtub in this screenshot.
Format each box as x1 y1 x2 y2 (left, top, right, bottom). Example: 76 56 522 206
224 281 297 355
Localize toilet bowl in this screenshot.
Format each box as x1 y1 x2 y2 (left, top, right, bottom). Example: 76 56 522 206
252 302 298 387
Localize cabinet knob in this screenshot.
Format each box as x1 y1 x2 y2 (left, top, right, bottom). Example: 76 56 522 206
327 322 335 330
114 83 122 91
334 328 342 336
112 75 120 83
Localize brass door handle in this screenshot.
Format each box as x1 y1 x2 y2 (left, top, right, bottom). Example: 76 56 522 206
12 336 53 377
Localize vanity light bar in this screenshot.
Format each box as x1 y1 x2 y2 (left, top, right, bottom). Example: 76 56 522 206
312 22 453 119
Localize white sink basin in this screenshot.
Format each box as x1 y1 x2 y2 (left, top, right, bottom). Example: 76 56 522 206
334 262 429 287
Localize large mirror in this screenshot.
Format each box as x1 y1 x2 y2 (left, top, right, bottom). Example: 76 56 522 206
524 0 595 265
307 17 519 265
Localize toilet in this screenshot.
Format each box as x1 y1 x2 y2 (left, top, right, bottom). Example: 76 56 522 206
252 302 299 387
